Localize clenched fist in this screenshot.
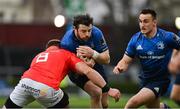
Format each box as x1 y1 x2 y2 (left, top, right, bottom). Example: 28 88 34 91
108 88 121 102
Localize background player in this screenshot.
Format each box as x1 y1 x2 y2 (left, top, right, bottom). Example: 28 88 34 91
3 39 120 108
60 14 110 108
169 50 180 106
113 9 180 108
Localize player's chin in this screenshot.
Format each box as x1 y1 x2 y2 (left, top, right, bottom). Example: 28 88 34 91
140 28 147 32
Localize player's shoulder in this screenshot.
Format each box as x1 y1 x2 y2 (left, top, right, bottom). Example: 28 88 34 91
92 26 104 37
131 31 142 41
63 29 74 38
61 30 75 46
158 28 174 36
92 26 101 31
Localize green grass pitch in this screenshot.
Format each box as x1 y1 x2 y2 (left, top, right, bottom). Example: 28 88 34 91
0 94 179 108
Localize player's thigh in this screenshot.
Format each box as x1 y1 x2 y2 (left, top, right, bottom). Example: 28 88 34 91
48 90 69 108
128 88 157 106
84 80 102 96
35 86 65 108
171 84 180 100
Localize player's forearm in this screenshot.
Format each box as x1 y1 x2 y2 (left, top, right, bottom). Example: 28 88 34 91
86 68 107 88
76 62 107 87
169 52 180 73
92 50 110 64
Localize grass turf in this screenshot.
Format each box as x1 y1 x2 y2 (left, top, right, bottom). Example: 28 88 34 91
0 94 179 108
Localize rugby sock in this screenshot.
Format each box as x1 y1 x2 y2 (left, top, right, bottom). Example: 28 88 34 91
163 103 171 109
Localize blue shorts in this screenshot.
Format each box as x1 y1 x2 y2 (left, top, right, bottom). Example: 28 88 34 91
140 79 170 98
174 73 180 85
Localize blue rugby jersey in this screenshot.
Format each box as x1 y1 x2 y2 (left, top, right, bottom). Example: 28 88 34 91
125 28 180 81
60 26 108 74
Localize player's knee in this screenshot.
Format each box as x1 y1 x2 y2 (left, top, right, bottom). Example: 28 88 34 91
170 93 180 102
126 98 141 108
170 94 180 105
90 87 102 98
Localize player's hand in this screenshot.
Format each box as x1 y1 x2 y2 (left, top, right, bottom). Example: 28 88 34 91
113 60 128 74
77 52 95 68
108 88 121 102
76 46 94 58
113 66 123 74
85 58 95 67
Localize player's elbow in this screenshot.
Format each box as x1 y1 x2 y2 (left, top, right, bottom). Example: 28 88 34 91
102 56 110 64
105 58 110 64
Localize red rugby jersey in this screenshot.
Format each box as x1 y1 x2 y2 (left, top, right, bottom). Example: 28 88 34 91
22 47 82 90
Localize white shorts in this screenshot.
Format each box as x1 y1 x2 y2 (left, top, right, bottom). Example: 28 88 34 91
10 78 64 107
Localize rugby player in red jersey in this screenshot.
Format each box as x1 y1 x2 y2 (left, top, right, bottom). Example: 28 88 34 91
3 39 120 108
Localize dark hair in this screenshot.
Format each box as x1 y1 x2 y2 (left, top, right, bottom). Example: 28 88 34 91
73 14 93 29
45 39 60 49
140 9 157 19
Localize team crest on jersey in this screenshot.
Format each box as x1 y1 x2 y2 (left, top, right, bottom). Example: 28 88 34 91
136 45 143 50
157 41 164 49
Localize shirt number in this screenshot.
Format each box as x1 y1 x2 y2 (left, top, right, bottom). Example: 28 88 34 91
36 53 49 63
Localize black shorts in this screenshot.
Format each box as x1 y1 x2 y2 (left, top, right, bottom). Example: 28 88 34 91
174 73 180 85
140 79 170 98
68 70 108 90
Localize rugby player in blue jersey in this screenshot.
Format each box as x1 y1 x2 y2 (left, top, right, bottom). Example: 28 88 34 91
60 14 111 108
113 9 180 108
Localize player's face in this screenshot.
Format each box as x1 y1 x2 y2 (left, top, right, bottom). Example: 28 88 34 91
74 24 92 41
139 14 157 36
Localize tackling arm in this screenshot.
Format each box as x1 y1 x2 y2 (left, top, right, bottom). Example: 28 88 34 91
75 62 120 102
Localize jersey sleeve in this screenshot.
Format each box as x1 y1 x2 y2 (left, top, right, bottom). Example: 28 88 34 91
93 27 108 53
60 30 76 52
165 32 180 50
125 36 136 58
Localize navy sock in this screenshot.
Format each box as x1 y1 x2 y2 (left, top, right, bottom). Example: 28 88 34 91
164 103 171 109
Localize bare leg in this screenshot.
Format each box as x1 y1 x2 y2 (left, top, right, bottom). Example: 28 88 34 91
84 80 102 108
171 84 180 104
125 88 158 109
101 92 108 108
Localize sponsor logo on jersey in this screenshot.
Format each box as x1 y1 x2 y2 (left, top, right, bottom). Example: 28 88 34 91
147 51 154 55
136 45 143 50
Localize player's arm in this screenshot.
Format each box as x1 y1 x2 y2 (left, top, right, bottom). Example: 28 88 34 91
93 49 110 64
75 61 120 102
77 46 110 64
113 54 133 74
168 49 180 74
